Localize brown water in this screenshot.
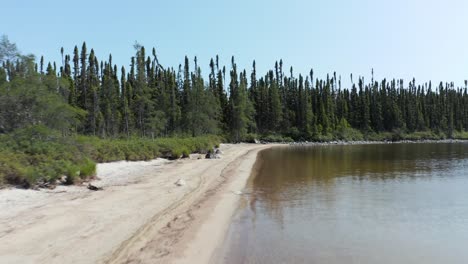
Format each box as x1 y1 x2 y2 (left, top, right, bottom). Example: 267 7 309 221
218 143 468 264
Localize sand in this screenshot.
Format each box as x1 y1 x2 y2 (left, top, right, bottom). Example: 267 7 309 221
0 143 273 264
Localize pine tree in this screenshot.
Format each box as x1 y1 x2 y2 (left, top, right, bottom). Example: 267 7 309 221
4 36 468 142
267 70 282 133
228 57 254 141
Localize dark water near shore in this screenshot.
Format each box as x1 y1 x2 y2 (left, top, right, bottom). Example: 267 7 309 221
219 143 468 264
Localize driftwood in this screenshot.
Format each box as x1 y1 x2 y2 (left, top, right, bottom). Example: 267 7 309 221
87 184 103 191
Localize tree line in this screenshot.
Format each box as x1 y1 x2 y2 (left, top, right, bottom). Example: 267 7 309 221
2 37 468 141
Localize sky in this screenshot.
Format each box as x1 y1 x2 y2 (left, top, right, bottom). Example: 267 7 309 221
2 0 468 86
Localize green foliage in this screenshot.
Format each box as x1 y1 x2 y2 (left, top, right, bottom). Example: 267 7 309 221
243 133 260 143
4 36 468 143
260 134 294 143
79 158 97 178
0 153 29 187
365 132 394 141
0 126 96 187
78 135 220 162
334 118 364 141
337 127 364 141
453 131 468 140
365 131 447 141
0 58 85 134
4 36 468 187
314 133 335 142
228 61 255 142
0 125 220 188
401 131 446 140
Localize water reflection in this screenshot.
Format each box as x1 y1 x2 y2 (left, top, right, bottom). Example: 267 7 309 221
219 143 468 264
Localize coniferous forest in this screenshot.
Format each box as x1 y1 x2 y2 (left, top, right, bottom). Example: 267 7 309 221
3 38 468 141
1 36 468 187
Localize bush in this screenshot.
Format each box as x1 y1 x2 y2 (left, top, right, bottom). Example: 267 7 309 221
0 126 98 187
0 128 221 188
335 119 364 141
260 134 294 143
401 131 444 140
243 133 259 143
365 132 393 141
453 131 468 140
79 158 96 178
0 153 30 187
314 133 334 142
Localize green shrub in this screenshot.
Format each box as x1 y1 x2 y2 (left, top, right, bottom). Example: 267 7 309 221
314 133 334 142
0 153 29 187
181 148 190 158
401 131 442 140
366 132 393 141
64 162 80 185
0 126 96 187
243 133 259 143
79 158 96 178
0 127 220 188
260 134 294 143
453 131 468 140
337 129 363 141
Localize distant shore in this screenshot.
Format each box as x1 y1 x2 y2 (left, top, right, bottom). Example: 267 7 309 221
0 143 274 264
287 138 468 146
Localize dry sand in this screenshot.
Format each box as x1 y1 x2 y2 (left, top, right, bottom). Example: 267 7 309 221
0 143 273 264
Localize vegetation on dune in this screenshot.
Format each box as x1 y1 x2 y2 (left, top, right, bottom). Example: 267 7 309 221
1 35 468 187
0 126 220 187
79 134 221 162
0 126 95 187
0 36 221 188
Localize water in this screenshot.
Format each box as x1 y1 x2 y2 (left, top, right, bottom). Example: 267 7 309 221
218 143 468 264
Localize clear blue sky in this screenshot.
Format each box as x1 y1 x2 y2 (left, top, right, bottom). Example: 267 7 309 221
3 0 468 86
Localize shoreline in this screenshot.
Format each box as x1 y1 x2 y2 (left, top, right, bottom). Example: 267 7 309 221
209 147 268 264
0 143 275 264
0 139 465 263
165 146 272 264
287 138 468 146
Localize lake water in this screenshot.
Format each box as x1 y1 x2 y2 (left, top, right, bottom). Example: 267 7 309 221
218 143 468 264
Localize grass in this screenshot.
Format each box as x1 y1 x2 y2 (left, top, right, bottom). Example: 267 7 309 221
0 126 221 188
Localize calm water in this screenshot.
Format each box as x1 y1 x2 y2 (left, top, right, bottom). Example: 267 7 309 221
218 143 468 264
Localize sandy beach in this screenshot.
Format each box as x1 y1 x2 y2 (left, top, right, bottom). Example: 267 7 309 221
0 143 273 264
